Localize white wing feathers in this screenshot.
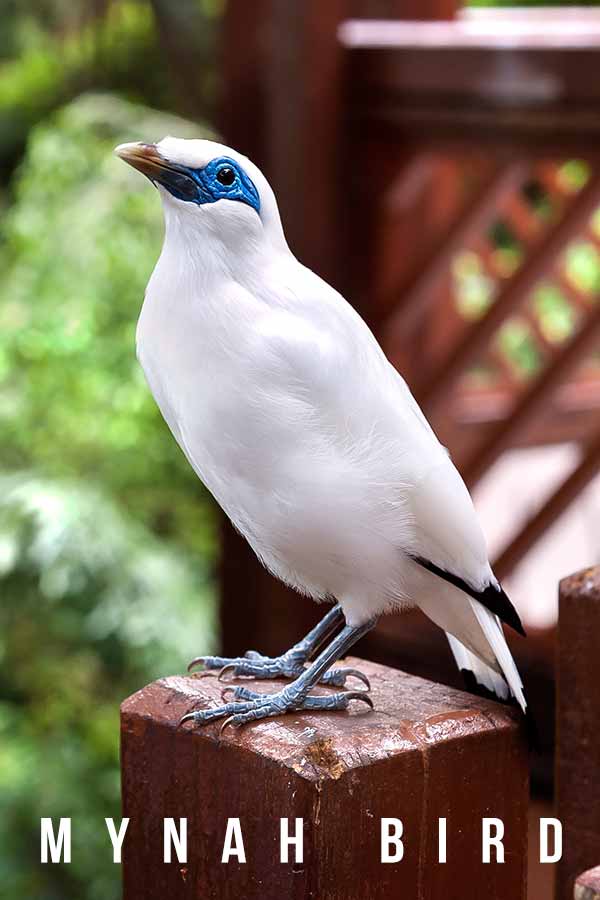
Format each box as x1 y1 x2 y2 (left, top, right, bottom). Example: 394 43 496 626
408 447 527 712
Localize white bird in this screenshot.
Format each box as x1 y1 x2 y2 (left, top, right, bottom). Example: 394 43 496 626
115 137 528 731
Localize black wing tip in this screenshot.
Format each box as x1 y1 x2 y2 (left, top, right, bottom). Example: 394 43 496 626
480 583 527 638
410 554 526 638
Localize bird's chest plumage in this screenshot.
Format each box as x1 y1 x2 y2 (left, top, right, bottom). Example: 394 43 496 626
136 282 309 520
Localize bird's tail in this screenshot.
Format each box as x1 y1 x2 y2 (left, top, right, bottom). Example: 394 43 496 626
446 605 540 750
446 599 526 713
446 631 511 704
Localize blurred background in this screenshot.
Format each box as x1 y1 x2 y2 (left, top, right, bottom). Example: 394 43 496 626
2 1 600 898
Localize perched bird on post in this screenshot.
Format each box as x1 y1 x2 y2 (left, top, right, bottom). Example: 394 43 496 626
115 138 528 731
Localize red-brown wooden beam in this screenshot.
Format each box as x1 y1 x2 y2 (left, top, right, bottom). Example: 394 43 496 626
342 14 600 154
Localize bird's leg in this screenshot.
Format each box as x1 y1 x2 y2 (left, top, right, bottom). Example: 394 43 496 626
180 618 377 730
187 605 369 690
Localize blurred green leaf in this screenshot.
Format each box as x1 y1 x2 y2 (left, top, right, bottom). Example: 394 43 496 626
0 472 215 900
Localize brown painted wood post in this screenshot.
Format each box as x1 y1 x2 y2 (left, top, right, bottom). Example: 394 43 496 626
556 567 600 900
576 867 600 900
121 658 528 899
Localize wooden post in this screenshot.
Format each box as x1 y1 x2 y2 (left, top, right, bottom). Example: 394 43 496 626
576 867 600 900
557 567 600 900
121 658 528 899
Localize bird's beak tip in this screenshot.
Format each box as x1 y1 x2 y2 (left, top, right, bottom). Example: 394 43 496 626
114 140 156 159
114 142 165 178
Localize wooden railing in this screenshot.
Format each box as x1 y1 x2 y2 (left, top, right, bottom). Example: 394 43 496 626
342 10 600 577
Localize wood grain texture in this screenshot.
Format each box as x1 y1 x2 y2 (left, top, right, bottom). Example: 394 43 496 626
121 658 528 899
557 568 600 900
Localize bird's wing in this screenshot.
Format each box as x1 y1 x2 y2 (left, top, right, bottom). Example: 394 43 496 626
408 459 491 589
406 457 527 711
407 459 525 631
387 364 442 443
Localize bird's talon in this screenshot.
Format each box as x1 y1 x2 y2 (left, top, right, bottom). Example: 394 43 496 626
187 656 206 673
219 715 237 736
346 669 371 691
345 691 374 709
178 710 199 727
217 663 238 682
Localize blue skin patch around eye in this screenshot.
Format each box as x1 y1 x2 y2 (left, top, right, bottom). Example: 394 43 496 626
161 155 261 214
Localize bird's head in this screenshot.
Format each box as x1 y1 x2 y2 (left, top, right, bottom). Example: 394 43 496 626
115 137 286 257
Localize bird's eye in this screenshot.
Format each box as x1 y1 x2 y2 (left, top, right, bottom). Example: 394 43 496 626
216 166 235 186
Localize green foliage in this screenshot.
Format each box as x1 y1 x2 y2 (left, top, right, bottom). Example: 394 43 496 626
0 0 220 173
0 93 219 898
0 3 159 170
0 91 218 557
0 473 214 900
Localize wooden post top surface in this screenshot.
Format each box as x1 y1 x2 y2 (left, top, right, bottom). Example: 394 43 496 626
122 656 522 776
560 565 600 602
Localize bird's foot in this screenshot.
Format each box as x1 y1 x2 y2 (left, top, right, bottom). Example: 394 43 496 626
179 683 373 732
187 650 370 691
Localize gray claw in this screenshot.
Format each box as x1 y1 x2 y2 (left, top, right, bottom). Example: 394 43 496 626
219 715 237 736
217 663 238 682
346 669 371 691
178 709 200 727
321 666 372 690
187 656 206 673
345 691 374 709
